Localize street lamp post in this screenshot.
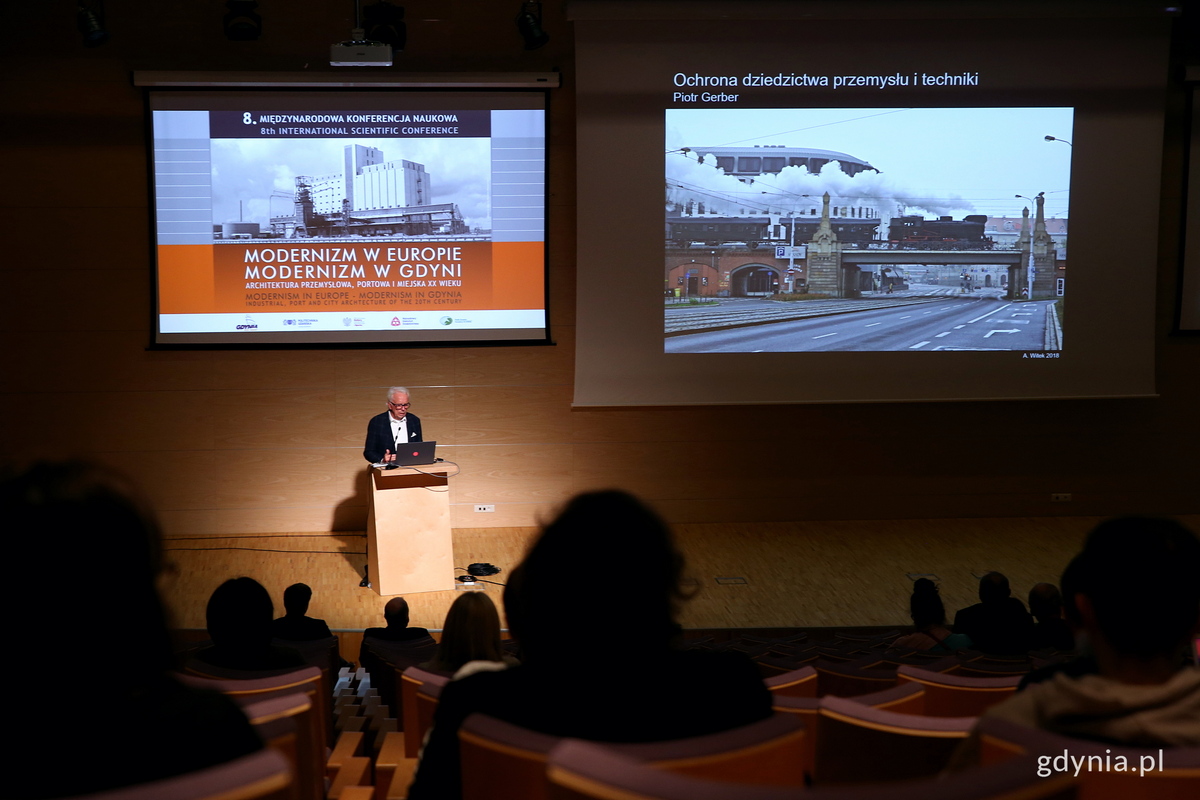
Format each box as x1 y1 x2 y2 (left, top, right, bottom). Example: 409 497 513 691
1015 193 1044 300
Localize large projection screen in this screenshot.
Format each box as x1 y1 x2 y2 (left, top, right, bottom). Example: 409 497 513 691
148 89 548 346
572 2 1170 406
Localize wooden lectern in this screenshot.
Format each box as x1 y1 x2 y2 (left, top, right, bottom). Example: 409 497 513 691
367 465 454 595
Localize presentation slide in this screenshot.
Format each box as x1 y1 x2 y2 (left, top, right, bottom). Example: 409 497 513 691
572 5 1170 406
665 106 1072 353
149 91 547 345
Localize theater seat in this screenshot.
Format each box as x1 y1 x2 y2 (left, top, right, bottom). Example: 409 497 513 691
458 712 806 800
178 667 326 800
811 695 974 785
896 664 1020 717
763 665 818 698
399 666 450 757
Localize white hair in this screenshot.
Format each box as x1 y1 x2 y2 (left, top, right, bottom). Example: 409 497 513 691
386 386 411 401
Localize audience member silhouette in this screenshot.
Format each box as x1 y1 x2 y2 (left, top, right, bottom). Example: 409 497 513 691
956 516 1200 760
195 577 305 671
359 596 433 662
271 582 334 641
423 591 517 676
952 571 1035 655
1017 557 1098 690
4 461 262 798
1028 582 1075 652
407 490 774 800
892 578 972 652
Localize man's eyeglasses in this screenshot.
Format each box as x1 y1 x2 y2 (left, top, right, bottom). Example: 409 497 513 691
388 401 411 409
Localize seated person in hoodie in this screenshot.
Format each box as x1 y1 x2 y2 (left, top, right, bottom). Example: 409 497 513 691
962 516 1200 754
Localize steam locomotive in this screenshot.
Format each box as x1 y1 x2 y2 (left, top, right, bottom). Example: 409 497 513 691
666 215 880 248
887 215 993 249
665 213 994 249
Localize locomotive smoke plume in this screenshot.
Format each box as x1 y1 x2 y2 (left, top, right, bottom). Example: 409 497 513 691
665 143 975 221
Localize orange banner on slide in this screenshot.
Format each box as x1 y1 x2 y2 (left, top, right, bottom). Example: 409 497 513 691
158 240 543 314
159 245 216 313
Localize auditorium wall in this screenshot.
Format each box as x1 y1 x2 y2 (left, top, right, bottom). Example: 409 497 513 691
1 2 1196 536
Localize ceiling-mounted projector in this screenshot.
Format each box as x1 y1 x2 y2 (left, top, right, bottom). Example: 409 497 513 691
331 29 393 66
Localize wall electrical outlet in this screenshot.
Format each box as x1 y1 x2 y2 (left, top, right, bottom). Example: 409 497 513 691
1050 493 1072 502
474 504 495 513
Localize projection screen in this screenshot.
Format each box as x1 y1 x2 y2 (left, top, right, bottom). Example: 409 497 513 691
572 1 1172 406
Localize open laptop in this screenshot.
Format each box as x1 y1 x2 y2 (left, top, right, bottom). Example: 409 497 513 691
383 440 437 467
388 441 436 465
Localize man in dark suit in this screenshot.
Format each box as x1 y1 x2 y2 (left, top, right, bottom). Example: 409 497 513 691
952 571 1035 655
270 583 333 641
364 386 423 463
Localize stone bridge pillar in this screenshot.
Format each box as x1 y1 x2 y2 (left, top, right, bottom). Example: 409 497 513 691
1009 195 1059 300
807 192 846 296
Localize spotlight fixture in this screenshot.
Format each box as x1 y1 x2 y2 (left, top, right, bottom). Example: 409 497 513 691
515 1 549 50
331 0 394 66
224 0 263 42
76 1 110 47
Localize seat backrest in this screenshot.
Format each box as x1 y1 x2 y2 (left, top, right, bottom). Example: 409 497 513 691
361 636 438 712
763 665 818 698
772 682 923 780
950 652 1033 678
459 714 562 800
812 695 974 785
842 682 926 715
239 693 309 800
177 667 325 800
400 666 451 757
812 658 897 698
460 712 807 800
605 712 805 786
896 664 1021 717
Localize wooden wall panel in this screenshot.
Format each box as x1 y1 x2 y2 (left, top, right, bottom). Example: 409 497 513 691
206 350 343 393
5 268 148 333
444 442 575 528
330 350 460 396
0 330 214 393
208 389 340 449
453 384 575 445
454 333 574 386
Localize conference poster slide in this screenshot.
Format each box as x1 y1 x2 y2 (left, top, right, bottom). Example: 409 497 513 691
664 106 1073 354
154 106 545 337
